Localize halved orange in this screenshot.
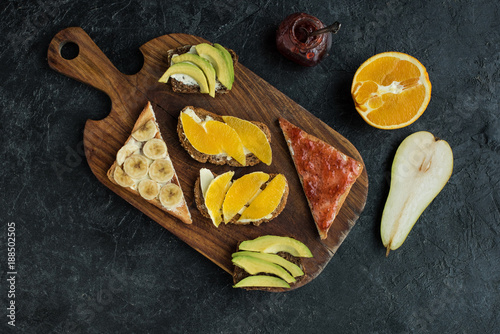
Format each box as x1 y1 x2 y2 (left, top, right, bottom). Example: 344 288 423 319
351 52 432 129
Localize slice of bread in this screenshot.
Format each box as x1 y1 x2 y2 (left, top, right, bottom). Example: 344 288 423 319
279 118 363 239
194 171 288 226
232 248 305 292
107 102 192 225
177 106 271 167
166 44 238 95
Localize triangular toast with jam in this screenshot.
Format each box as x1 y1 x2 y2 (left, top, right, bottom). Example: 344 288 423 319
279 118 363 239
107 102 192 224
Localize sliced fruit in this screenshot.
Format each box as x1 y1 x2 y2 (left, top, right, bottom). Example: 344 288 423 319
149 159 174 183
239 235 313 258
213 43 235 89
204 120 246 165
132 120 157 142
238 174 286 223
232 256 295 284
159 183 183 209
159 62 210 94
123 154 149 179
172 53 217 97
138 179 160 200
351 52 432 129
222 172 270 222
199 168 215 198
381 131 453 255
143 138 168 160
222 116 272 165
195 43 232 90
204 171 234 227
116 141 140 166
232 251 304 277
180 112 221 155
113 165 135 188
233 275 290 289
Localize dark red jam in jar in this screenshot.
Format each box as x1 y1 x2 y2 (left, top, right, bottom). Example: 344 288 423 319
276 13 332 67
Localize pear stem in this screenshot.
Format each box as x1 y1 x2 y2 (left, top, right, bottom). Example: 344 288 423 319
385 246 391 257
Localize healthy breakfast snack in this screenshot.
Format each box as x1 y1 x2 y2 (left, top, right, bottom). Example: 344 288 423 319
351 52 432 129
158 42 237 97
279 118 363 239
194 169 288 227
381 131 453 256
107 102 192 224
177 106 272 167
232 235 312 290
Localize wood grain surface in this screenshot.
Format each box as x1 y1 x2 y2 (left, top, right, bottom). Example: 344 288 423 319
47 27 368 290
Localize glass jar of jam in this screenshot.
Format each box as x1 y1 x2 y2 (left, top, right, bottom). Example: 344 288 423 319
276 13 333 67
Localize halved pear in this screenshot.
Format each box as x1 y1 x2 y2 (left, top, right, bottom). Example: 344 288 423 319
381 131 453 256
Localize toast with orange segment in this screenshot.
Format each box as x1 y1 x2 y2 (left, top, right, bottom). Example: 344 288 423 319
177 106 272 167
194 169 288 226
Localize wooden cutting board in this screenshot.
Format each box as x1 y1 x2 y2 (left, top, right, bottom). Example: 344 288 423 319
48 27 368 290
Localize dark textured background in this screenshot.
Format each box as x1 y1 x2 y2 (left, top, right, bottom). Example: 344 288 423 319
1 0 499 333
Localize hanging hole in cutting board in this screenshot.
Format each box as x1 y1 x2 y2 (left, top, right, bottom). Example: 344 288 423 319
60 41 79 60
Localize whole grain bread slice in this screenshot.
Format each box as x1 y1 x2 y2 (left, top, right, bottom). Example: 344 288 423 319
194 171 288 226
177 106 271 167
166 44 238 95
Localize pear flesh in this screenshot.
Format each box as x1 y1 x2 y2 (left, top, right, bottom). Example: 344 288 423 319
381 131 453 256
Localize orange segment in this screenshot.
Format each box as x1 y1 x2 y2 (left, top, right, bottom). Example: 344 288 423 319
351 52 431 130
222 116 272 165
204 120 246 165
238 174 287 222
180 112 220 155
204 171 234 227
222 172 270 222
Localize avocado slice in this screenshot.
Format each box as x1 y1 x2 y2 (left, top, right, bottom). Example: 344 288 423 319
195 43 233 90
232 251 304 277
172 54 216 97
213 43 235 88
232 256 296 284
158 63 210 94
233 275 290 289
238 236 313 258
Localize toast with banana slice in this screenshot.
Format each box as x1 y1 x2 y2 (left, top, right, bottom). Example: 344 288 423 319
107 102 192 224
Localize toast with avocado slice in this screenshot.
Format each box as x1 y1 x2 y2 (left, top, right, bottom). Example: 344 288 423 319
231 236 313 291
160 43 238 96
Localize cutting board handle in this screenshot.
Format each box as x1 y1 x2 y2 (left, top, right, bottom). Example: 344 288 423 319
47 27 129 102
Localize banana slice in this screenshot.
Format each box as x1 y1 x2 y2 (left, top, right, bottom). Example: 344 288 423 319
149 159 174 183
116 141 140 165
138 179 160 200
132 120 157 142
123 154 149 179
113 166 135 188
159 183 183 209
143 138 168 160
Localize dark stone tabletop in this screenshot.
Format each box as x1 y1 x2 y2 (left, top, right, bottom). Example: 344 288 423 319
1 1 499 333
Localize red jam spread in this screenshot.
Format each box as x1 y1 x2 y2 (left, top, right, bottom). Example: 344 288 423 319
286 125 362 230
276 13 332 67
